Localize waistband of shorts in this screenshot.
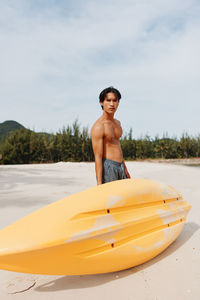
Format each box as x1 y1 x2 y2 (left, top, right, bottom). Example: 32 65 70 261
102 158 123 166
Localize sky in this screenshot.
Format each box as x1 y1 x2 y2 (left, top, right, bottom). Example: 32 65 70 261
0 0 200 138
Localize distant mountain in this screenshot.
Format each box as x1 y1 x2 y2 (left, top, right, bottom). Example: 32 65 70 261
0 120 25 144
0 120 52 146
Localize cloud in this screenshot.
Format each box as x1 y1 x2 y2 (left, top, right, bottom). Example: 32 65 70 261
0 0 199 136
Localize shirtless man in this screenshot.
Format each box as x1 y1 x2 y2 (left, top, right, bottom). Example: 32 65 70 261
91 86 131 185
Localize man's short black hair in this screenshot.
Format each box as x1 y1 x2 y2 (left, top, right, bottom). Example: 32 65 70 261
99 86 121 109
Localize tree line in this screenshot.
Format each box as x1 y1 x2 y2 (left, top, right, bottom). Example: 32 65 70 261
0 120 200 164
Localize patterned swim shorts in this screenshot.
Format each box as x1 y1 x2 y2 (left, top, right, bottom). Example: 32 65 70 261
102 158 127 184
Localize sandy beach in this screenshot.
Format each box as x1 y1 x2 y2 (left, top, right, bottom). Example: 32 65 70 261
0 161 199 300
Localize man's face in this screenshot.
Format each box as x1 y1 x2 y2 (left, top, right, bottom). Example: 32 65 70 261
100 92 119 113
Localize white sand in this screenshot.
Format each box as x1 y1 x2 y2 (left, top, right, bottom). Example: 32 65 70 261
0 162 199 300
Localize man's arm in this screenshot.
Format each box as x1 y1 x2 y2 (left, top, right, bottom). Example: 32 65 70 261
117 119 131 179
91 124 104 185
122 160 131 178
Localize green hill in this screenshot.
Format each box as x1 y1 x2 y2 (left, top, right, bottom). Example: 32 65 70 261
0 120 52 148
0 120 25 144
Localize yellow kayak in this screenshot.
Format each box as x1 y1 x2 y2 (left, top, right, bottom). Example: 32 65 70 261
0 178 191 275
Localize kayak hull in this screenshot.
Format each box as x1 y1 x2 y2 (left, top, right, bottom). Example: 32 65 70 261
0 179 191 275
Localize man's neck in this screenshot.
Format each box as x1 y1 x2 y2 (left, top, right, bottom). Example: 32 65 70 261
102 111 114 121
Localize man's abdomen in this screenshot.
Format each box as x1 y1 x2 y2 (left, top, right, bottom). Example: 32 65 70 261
103 142 123 163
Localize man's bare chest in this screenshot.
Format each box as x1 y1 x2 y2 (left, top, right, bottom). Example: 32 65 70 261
104 123 122 142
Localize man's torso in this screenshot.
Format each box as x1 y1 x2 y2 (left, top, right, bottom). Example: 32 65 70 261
96 117 123 162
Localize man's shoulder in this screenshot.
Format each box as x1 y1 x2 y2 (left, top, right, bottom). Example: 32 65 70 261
91 118 104 130
90 118 104 137
114 118 121 125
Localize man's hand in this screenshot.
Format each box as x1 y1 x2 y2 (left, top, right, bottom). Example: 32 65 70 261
125 169 131 178
123 160 131 179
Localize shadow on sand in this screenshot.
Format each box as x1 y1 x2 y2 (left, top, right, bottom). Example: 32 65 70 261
35 221 199 292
